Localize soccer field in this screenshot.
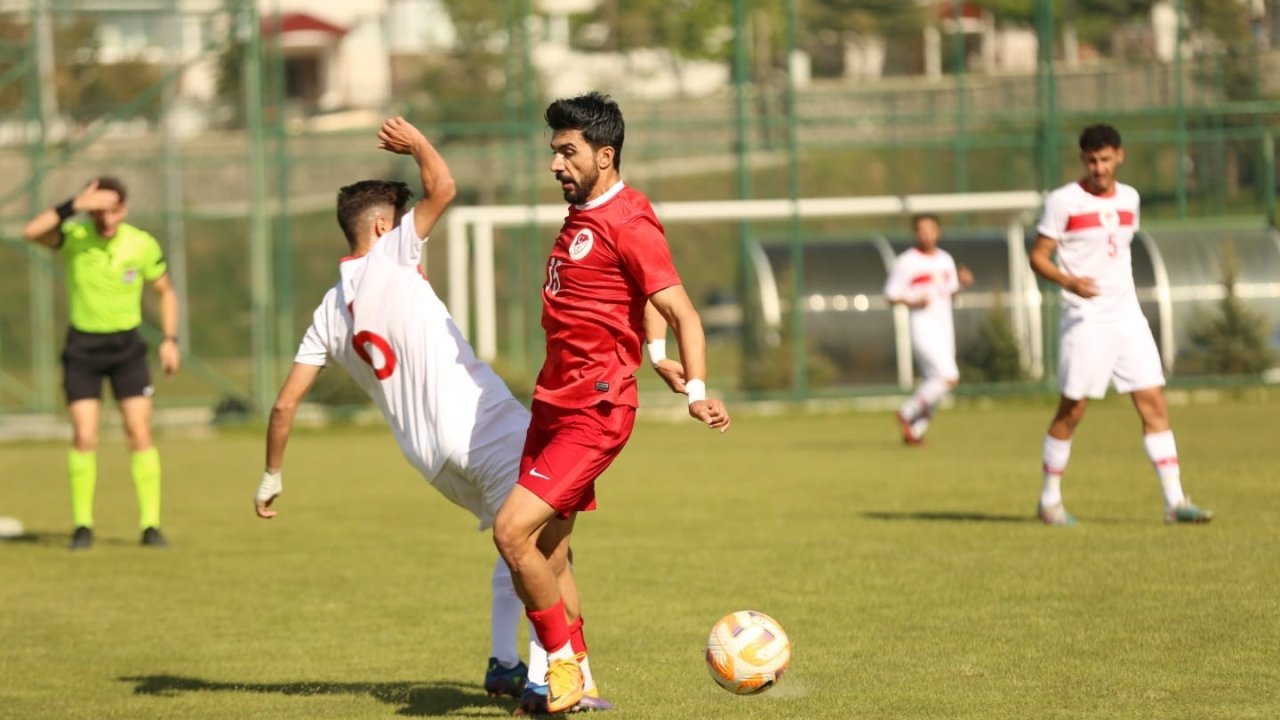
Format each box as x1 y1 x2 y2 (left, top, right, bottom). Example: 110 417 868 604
2 393 1277 719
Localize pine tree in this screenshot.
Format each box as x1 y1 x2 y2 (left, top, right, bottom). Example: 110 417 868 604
1181 248 1275 375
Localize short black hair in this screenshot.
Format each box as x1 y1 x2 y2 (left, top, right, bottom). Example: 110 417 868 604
95 175 127 204
1079 124 1122 152
336 180 412 247
911 213 940 230
544 91 625 169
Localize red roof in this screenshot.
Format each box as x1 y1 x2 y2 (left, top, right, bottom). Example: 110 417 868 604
262 12 348 37
937 2 984 21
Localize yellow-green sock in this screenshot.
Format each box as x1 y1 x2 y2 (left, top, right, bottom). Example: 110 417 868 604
131 447 162 530
68 449 96 528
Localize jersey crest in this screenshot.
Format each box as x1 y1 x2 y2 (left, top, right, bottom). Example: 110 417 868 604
568 229 594 260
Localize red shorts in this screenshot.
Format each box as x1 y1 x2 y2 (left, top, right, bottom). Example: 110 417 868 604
518 400 637 517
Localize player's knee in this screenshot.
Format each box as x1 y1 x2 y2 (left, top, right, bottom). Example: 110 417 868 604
72 434 98 453
491 518 529 564
124 426 152 452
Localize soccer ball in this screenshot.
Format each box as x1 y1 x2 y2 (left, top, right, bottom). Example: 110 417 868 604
705 610 791 695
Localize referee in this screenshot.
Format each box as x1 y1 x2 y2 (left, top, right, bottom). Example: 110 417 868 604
22 177 181 550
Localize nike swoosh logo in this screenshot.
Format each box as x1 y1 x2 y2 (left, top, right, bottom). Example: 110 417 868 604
529 467 551 480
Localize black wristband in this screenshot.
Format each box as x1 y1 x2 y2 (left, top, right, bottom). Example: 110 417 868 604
55 198 76 222
163 336 178 343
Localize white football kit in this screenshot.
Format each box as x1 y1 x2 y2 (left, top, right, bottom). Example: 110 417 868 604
1037 180 1164 400
884 247 961 382
295 209 528 529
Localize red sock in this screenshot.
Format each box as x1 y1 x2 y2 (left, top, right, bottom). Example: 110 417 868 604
527 599 570 652
568 617 587 655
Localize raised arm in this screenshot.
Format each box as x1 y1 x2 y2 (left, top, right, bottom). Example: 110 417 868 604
1029 234 1097 298
648 284 730 432
376 117 457 240
257 362 323 518
22 181 121 248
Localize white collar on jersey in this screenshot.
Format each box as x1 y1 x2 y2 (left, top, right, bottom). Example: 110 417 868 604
575 180 626 211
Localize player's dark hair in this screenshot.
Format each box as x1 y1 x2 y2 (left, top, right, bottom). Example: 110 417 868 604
545 91 625 169
336 180 413 248
911 213 940 230
94 175 127 204
1079 124 1122 152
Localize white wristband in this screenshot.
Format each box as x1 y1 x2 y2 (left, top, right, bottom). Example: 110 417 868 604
647 339 667 366
257 469 283 503
685 378 706 405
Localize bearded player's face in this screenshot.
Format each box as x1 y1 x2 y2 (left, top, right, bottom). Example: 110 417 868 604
549 129 603 205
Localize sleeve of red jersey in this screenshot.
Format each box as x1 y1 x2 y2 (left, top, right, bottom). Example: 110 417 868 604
616 214 681 296
1130 187 1142 231
377 208 426 267
1036 191 1067 241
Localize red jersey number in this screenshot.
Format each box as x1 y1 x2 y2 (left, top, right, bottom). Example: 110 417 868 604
353 330 397 380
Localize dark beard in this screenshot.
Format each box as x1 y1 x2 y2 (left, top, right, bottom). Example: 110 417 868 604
562 167 599 204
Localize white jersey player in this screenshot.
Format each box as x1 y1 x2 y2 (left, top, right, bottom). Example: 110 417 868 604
1030 123 1211 526
252 118 605 707
884 213 973 444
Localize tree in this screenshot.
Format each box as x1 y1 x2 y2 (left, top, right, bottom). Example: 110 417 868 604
408 0 523 127
0 13 163 125
959 298 1026 382
801 0 925 76
1179 246 1275 375
0 15 27 113
580 0 736 58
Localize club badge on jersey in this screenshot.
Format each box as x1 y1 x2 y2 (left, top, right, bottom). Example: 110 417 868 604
568 229 594 260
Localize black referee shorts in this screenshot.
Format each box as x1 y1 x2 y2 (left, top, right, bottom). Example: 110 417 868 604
61 327 153 404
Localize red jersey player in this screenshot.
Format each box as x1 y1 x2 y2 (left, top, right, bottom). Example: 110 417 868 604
492 92 731 714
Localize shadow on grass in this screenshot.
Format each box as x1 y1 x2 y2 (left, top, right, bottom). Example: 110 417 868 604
1 530 146 549
861 510 1035 524
1 530 70 547
120 674 507 717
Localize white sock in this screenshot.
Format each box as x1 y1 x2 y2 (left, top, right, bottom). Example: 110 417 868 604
919 378 949 412
1041 435 1072 508
1143 430 1185 508
911 416 930 438
490 556 522 668
901 379 947 423
898 396 921 423
527 631 549 688
579 653 595 692
548 640 575 663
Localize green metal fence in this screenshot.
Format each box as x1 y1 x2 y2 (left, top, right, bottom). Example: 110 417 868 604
1 0 1278 415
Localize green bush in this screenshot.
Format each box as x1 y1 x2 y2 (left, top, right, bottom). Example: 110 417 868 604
1179 250 1276 375
960 298 1026 383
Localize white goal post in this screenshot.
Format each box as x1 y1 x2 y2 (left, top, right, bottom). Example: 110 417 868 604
445 191 1046 386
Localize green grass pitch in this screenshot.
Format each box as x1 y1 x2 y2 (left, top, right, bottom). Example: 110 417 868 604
2 393 1278 719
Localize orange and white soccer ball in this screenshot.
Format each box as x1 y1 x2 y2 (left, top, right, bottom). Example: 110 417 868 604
705 610 791 695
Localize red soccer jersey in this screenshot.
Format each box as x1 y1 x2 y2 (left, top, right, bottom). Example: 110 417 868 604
535 181 681 409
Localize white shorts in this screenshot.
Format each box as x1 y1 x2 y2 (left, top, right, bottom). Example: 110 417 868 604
913 334 959 382
431 397 529 530
1058 314 1165 400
